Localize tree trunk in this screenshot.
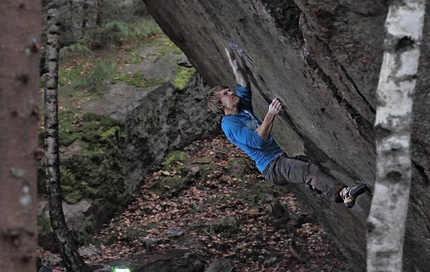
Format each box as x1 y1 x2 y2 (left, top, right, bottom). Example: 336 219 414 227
44 2 91 272
96 0 103 27
367 1 426 271
0 0 41 271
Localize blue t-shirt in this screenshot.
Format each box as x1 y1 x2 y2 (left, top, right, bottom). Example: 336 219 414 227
221 84 284 173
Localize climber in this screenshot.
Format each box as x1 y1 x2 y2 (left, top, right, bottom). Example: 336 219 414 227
207 47 368 208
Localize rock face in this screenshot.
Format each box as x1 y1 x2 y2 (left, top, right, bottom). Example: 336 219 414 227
142 0 430 271
91 250 206 272
125 74 221 193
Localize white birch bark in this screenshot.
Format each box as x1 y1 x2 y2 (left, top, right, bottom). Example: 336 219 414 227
367 1 426 271
45 1 91 271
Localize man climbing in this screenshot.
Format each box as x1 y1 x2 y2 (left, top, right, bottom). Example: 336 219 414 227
207 47 368 208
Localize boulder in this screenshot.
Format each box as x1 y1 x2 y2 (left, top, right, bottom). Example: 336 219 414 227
142 0 430 271
125 74 221 193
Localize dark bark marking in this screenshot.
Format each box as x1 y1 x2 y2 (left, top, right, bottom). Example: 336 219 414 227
387 171 402 181
16 74 28 84
395 36 415 53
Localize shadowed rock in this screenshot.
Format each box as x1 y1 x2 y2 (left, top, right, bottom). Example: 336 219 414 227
142 1 430 271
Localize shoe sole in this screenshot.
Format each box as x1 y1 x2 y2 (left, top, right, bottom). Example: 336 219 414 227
344 183 368 208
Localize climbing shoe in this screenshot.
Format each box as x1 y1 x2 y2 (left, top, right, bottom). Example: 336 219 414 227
340 183 368 208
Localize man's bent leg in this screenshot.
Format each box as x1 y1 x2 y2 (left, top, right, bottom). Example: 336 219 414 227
265 154 318 185
264 154 344 202
310 170 344 202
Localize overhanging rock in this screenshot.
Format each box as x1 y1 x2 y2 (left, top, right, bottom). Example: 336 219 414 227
142 0 430 271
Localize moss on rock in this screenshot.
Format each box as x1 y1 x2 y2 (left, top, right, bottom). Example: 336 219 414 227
163 151 189 171
172 66 196 90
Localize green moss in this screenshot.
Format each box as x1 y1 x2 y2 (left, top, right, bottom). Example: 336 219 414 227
58 112 120 147
64 190 83 204
151 176 194 198
213 216 239 235
53 112 127 217
145 36 183 63
58 111 80 146
58 64 85 86
237 179 274 208
172 66 196 90
145 77 167 87
163 151 189 171
124 50 144 64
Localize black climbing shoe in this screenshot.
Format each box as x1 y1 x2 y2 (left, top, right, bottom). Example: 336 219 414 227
340 183 368 208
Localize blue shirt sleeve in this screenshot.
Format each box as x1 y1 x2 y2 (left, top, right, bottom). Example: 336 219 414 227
222 116 267 149
236 84 253 112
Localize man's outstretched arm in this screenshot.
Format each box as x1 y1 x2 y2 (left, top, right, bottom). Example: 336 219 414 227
225 48 249 87
256 98 282 141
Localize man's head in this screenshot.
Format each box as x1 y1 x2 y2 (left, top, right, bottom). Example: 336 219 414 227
207 85 240 115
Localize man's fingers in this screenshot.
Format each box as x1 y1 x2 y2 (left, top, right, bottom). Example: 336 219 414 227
268 98 283 115
271 98 283 109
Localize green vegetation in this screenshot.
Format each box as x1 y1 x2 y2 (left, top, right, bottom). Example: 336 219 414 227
37 213 51 234
82 19 162 49
163 151 189 171
172 66 196 90
38 0 191 246
58 112 126 206
124 50 144 64
144 36 183 63
58 64 85 86
75 59 118 91
58 112 121 147
60 43 93 60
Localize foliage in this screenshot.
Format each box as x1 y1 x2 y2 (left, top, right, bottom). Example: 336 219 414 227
132 19 162 38
60 43 92 60
37 213 51 234
130 0 150 17
75 59 117 90
83 19 161 48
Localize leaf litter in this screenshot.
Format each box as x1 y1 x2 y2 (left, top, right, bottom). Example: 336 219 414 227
89 135 352 271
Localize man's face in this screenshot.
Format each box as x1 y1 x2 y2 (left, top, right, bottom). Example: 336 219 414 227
217 88 240 110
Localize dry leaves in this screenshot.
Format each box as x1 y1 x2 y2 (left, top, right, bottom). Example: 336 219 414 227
89 135 351 271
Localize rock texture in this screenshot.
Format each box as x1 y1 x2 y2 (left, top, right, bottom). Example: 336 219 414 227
142 0 430 271
125 74 221 193
91 250 206 272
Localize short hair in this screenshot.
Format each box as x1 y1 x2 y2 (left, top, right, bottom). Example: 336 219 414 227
207 85 229 114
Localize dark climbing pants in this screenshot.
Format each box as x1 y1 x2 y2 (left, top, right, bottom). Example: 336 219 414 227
263 153 344 202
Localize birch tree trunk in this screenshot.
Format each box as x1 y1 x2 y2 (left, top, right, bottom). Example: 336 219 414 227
44 1 91 271
0 1 41 271
367 1 426 271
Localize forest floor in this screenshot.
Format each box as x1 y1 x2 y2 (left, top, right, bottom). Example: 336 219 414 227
38 27 354 271
83 135 353 272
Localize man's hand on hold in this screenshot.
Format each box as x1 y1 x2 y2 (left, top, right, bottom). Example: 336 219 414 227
268 98 282 115
225 47 239 71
